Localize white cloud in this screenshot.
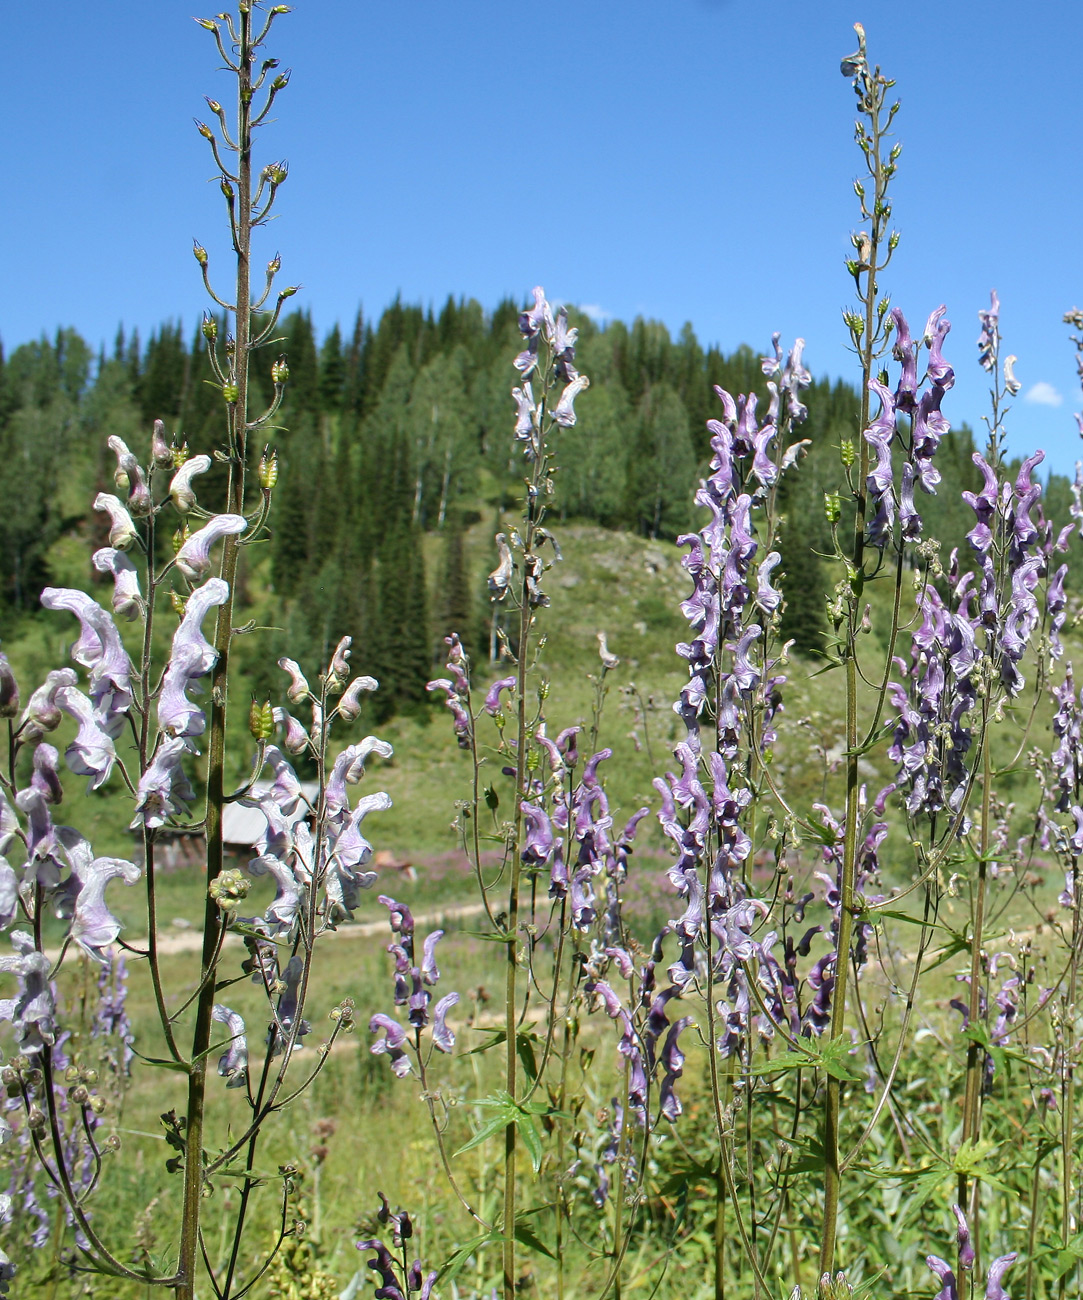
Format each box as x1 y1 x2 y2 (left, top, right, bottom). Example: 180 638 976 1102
1024 381 1063 407
578 303 611 324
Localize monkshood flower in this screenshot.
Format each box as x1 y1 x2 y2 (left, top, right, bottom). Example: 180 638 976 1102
54 687 117 790
168 452 211 512
211 1004 248 1088
268 954 311 1057
18 668 77 741
91 547 142 621
864 306 953 548
371 894 458 1055
131 737 195 829
0 931 56 1053
356 1221 439 1300
50 827 140 961
586 979 648 1125
92 492 137 550
426 635 472 748
40 587 133 736
977 291 1000 372
761 333 811 423
173 513 247 581
159 577 228 740
926 1250 1016 1300
488 532 514 598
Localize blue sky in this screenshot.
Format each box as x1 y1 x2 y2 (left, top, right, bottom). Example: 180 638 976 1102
4 1 1082 473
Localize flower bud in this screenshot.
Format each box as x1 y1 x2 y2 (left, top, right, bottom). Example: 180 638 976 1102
249 699 274 741
258 447 278 489
267 254 281 276
271 356 289 385
220 178 235 201
151 420 174 468
196 120 214 140
70 1084 89 1104
84 1069 98 1085
194 17 218 30
205 97 222 114
27 1106 45 1133
840 438 855 468
89 1096 107 1116
193 241 208 266
0 653 19 718
222 383 239 404
278 285 299 301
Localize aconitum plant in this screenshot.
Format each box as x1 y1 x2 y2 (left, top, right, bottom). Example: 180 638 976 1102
6 10 1083 1300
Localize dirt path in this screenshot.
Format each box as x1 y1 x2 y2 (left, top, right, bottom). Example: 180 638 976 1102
125 899 490 959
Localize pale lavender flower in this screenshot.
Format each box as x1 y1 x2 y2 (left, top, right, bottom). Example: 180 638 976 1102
488 532 514 598
54 832 140 961
272 705 310 754
55 687 117 789
40 587 133 732
92 548 142 620
168 453 212 512
551 374 590 427
159 578 228 739
432 991 458 1052
337 674 379 722
512 383 536 443
0 931 56 1053
19 669 77 740
277 656 310 703
131 737 195 829
0 654 17 719
173 513 247 581
977 290 1000 372
211 1004 248 1087
92 493 138 550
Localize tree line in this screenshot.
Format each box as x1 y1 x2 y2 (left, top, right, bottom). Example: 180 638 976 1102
0 298 1072 716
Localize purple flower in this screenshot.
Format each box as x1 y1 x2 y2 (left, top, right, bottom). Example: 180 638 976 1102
483 675 516 715
211 1004 248 1087
19 668 77 740
926 1256 958 1300
370 1013 411 1078
951 1204 974 1271
488 532 514 598
985 1254 1016 1300
174 514 247 582
54 832 141 961
891 308 919 410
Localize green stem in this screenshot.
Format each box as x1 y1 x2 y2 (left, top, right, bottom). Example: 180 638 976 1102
176 10 253 1296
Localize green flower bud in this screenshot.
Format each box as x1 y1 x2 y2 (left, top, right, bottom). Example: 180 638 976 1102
194 18 218 30
271 356 289 385
278 285 299 301
196 120 214 140
222 382 239 404
220 178 235 201
193 241 208 267
840 438 855 468
201 315 218 341
824 492 841 525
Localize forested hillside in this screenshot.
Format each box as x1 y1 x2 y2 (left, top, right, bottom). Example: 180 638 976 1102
0 298 1074 717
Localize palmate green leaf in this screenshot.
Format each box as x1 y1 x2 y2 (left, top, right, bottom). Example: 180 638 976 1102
747 1034 866 1083
514 1223 556 1260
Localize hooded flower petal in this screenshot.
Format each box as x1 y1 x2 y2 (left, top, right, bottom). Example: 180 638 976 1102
92 493 138 549
92 547 143 620
211 1004 248 1087
169 454 212 512
174 514 247 582
432 991 459 1052
159 578 229 739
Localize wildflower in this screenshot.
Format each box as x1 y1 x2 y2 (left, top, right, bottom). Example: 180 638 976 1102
159 578 228 740
131 737 195 829
92 548 142 620
211 1005 248 1087
168 453 212 512
92 493 138 550
173 513 247 581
